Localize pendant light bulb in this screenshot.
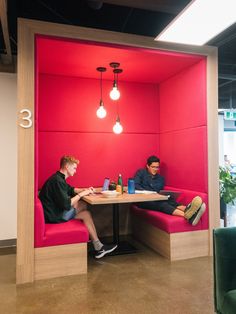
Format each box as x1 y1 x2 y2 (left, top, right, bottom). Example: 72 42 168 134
109 63 122 101
113 116 123 134
96 100 107 119
110 83 120 100
96 66 107 119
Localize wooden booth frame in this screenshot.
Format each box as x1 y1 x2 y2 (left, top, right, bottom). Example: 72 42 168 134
17 18 220 284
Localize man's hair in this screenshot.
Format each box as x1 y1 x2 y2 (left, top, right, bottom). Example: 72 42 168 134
147 155 160 166
60 155 79 168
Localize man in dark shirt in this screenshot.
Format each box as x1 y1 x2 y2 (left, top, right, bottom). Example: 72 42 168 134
134 155 206 226
39 155 117 258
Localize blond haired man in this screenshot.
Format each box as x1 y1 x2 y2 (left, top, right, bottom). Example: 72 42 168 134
39 155 117 258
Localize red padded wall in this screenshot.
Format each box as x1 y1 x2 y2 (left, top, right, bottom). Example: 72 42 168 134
38 132 159 188
38 75 159 133
37 74 160 188
160 127 208 191
159 60 207 192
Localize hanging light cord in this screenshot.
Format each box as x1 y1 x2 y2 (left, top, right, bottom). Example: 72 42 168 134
97 66 106 102
116 96 120 119
116 71 118 88
100 71 103 101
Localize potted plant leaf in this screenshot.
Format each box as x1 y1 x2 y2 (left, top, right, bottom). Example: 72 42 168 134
219 166 236 225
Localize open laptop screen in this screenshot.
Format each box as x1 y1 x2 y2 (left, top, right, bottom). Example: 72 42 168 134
102 178 110 191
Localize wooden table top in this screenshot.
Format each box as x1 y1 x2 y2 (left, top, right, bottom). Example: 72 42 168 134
82 192 169 205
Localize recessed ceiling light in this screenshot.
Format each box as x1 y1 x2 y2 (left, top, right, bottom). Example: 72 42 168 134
155 0 236 46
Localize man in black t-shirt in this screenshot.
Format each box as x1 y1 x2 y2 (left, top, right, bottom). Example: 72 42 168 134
134 155 206 226
39 155 117 258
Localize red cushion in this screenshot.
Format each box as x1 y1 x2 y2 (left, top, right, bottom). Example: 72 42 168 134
34 198 46 246
131 205 202 233
34 198 89 247
166 187 208 230
43 220 89 247
131 187 208 233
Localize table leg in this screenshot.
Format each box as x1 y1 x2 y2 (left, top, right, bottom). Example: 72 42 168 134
113 203 120 244
107 203 137 256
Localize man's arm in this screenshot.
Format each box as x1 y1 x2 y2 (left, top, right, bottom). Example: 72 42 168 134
155 176 165 192
71 187 94 207
74 187 94 194
74 187 82 194
134 169 145 190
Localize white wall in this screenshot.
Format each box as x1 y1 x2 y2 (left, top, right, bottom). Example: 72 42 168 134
224 119 236 130
224 131 236 164
218 114 236 166
0 73 17 240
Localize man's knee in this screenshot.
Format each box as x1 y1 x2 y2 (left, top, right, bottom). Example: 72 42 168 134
76 208 92 221
76 200 87 211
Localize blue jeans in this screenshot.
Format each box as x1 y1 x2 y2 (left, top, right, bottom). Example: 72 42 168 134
62 207 76 221
136 197 180 215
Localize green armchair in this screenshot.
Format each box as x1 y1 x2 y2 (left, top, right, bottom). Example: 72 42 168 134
213 227 236 314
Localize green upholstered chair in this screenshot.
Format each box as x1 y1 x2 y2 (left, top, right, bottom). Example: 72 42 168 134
213 227 236 314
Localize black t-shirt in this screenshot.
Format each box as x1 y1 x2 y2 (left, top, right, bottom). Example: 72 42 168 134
39 171 76 223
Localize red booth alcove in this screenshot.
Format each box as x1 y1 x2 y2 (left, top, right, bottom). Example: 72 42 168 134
35 34 208 253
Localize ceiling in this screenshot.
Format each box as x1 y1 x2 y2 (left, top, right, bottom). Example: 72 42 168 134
37 35 205 84
1 0 236 108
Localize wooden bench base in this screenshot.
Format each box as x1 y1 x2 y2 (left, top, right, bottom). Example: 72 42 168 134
131 215 209 260
34 243 87 280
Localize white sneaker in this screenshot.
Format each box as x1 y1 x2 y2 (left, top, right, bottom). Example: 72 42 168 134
184 196 203 220
188 203 206 226
95 244 118 259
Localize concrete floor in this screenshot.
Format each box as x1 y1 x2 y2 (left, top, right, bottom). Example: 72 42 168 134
0 240 214 314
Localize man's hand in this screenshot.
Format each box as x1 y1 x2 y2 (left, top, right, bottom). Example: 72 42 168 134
79 187 94 197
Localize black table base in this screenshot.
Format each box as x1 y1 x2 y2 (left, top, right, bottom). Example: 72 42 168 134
107 240 137 256
110 203 137 255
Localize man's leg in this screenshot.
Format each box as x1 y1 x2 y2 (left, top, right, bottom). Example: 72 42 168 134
137 201 178 216
172 208 185 217
74 201 101 244
74 200 117 258
184 196 206 225
172 205 186 216
184 196 203 219
75 209 99 241
137 200 205 224
173 197 206 224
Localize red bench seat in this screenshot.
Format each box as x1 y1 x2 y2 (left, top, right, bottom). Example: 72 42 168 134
131 205 203 233
131 187 208 234
130 188 208 260
34 198 89 248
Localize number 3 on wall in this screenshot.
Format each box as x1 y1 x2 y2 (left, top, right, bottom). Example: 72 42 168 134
19 109 33 128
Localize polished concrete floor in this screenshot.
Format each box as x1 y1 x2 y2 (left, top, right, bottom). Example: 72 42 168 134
0 240 214 314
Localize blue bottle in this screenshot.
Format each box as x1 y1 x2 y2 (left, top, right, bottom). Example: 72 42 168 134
128 178 135 194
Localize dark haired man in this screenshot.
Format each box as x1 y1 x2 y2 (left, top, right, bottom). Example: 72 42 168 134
39 155 117 258
134 155 206 225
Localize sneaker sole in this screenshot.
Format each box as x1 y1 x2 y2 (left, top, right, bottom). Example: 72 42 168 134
184 196 203 220
95 245 118 259
191 203 206 226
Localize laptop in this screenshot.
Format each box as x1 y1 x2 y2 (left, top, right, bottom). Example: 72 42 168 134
102 177 110 191
159 190 181 200
91 178 110 194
